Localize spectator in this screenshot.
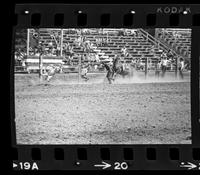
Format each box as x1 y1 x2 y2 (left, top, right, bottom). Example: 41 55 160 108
130 30 136 36
85 40 91 53
62 44 67 56
69 45 74 56
149 45 155 53
63 42 68 50
22 57 28 71
178 57 185 79
135 30 139 37
96 38 100 46
76 36 82 46
62 56 68 64
121 61 126 71
51 47 56 56
161 57 168 77
82 36 86 42
95 54 100 62
81 64 89 81
131 58 136 68
56 45 61 56
161 51 167 59
155 59 162 78
94 64 98 70
173 31 181 39
103 37 108 46
167 49 173 60
48 42 53 55
121 46 129 58
118 30 124 36
68 55 73 65
136 30 142 37
100 38 104 46
123 29 129 36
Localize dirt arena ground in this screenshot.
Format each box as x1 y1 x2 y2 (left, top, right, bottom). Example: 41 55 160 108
14 71 191 144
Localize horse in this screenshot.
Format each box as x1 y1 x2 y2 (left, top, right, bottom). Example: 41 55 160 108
101 62 114 84
43 64 63 82
112 56 131 80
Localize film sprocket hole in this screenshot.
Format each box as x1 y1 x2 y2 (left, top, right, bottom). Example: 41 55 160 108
10 4 200 171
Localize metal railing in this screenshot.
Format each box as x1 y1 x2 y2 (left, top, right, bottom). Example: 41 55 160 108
138 28 187 60
155 29 190 58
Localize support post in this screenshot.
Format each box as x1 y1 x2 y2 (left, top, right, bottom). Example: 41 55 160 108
60 29 63 56
38 29 43 82
146 33 149 42
107 32 108 44
175 56 178 77
78 54 81 83
27 29 30 56
145 56 148 77
39 53 43 81
155 28 158 39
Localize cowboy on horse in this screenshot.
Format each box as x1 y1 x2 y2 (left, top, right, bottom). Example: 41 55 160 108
113 55 124 74
112 55 129 79
101 54 130 84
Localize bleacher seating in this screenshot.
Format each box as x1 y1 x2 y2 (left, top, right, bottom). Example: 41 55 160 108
17 28 180 72
156 28 191 58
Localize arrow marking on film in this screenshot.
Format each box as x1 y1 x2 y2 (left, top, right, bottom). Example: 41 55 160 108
94 161 111 169
13 163 18 168
180 162 197 170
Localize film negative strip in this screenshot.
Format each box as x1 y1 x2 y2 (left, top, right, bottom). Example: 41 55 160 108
10 4 200 171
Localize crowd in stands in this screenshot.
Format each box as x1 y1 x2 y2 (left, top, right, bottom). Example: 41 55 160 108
15 29 190 75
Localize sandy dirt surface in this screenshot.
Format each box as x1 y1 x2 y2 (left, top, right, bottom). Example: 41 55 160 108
14 72 191 144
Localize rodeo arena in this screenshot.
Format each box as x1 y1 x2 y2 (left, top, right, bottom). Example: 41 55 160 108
14 28 191 144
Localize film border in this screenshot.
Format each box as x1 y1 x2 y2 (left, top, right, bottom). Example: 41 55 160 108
10 4 200 171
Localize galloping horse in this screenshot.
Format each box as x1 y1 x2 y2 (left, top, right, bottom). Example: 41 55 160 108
101 56 132 84
101 62 114 84
112 56 130 80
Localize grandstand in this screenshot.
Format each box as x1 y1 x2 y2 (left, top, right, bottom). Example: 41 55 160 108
14 28 191 73
155 28 191 59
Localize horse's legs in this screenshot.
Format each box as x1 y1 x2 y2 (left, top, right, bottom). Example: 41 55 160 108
114 68 122 78
85 76 89 81
44 75 47 80
106 73 112 84
47 75 53 82
113 72 117 80
47 76 50 81
81 75 89 81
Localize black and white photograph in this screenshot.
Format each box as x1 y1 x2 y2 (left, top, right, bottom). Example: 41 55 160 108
14 28 191 144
